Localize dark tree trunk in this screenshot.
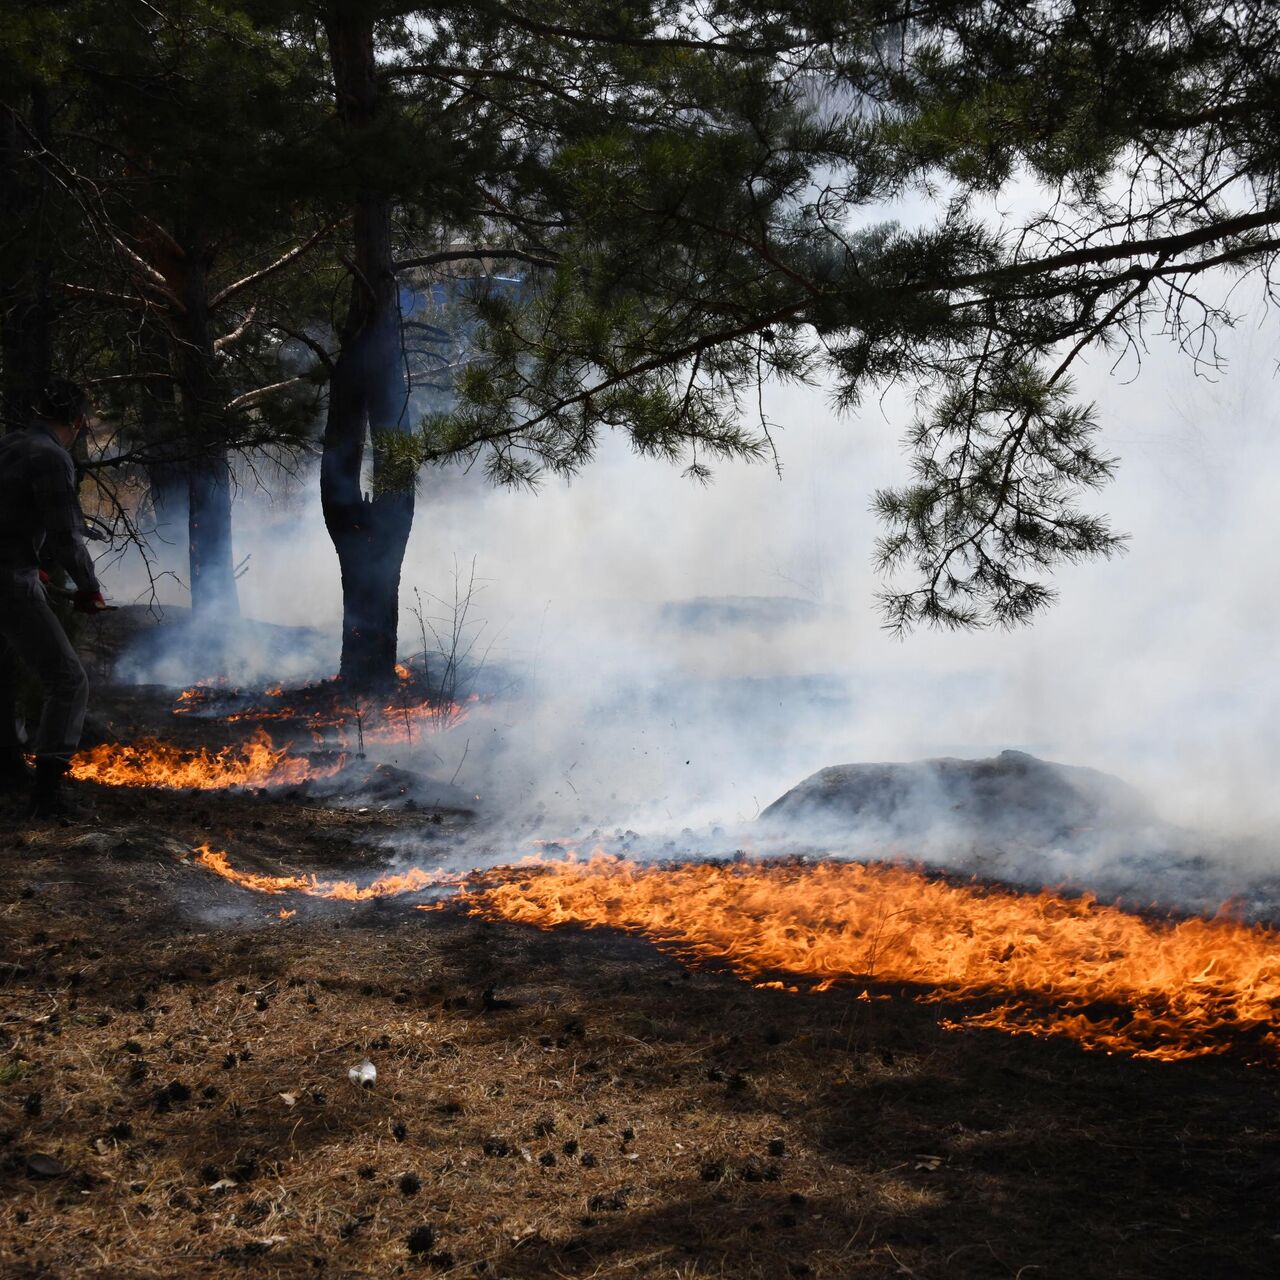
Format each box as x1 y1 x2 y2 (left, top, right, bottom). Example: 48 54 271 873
321 1 414 691
187 451 237 622
144 457 189 536
137 317 187 537
164 231 240 622
0 91 53 433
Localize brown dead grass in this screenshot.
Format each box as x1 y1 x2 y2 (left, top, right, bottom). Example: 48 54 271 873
1 781 1278 1280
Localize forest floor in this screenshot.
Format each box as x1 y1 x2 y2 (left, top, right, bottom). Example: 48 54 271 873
1 680 1278 1279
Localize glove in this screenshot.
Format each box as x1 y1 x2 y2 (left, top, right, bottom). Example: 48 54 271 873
72 589 111 614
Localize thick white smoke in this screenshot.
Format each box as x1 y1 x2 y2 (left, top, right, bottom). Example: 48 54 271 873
103 280 1280 909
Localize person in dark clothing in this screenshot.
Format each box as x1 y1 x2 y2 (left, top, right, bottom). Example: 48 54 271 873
0 380 111 816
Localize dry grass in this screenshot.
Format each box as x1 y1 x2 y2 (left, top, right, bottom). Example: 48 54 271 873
1 783 1278 1279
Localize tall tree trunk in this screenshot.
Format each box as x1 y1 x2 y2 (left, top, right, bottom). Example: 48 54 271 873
187 450 238 622
0 90 53 433
138 316 187 537
165 232 241 623
321 1 414 691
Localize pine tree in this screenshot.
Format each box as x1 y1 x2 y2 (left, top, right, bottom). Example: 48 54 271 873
9 1 1277 675
305 0 887 686
381 1 1280 635
1 0 334 619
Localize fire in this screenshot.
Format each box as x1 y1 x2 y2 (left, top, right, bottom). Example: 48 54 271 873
196 845 463 900
170 674 475 742
196 845 1280 1064
70 729 344 790
452 855 1280 1063
360 695 474 743
190 842 1280 1062
173 683 221 715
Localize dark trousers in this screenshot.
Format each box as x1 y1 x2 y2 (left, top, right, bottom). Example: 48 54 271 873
0 570 88 763
0 633 20 758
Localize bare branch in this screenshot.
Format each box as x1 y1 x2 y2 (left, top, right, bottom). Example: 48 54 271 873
213 304 258 353
394 247 560 273
210 219 346 309
224 376 310 413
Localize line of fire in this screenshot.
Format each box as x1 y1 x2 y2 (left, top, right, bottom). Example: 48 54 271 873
5 5 1280 1277
53 674 1280 1069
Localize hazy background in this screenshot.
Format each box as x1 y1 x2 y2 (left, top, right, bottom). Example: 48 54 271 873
111 290 1280 849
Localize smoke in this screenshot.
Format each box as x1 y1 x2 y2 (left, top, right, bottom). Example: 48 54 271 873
102 282 1280 911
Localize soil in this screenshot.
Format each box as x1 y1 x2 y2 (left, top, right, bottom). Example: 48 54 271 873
1 687 1277 1278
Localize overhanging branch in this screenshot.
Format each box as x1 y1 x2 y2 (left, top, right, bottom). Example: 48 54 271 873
211 220 346 310
394 247 560 273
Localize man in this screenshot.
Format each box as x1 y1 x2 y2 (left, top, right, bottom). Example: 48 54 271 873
0 380 111 817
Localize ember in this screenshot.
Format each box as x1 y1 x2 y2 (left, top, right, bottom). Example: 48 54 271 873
70 729 344 790
198 847 1280 1064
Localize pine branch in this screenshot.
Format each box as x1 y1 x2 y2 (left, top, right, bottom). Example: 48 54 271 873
394 247 560 273
210 220 346 310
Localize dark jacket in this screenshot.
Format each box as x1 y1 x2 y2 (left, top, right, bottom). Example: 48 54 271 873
0 422 101 594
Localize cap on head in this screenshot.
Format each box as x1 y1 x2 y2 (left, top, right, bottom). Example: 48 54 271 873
34 379 92 428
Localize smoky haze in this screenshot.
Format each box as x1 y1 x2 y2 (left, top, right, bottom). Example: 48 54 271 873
106 289 1280 911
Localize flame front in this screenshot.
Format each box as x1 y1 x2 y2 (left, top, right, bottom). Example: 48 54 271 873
456 856 1280 1062
195 845 463 899
193 847 1280 1064
172 675 475 742
71 729 344 790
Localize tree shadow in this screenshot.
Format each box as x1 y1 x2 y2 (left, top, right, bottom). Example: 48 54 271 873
3 837 1278 1278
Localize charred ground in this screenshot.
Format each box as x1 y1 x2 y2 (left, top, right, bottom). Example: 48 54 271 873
1 684 1277 1278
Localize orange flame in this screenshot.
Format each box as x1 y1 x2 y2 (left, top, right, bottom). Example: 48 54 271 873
70 729 344 790
455 855 1280 1063
361 696 474 742
192 846 1280 1064
171 679 475 741
195 845 463 900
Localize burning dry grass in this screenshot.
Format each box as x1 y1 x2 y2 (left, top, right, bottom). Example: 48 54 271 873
195 845 463 901
2 805 1278 1280
172 672 474 745
194 848 1280 1067
459 855 1280 1064
69 730 344 791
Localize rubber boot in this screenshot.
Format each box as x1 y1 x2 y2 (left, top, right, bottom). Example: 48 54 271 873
28 757 93 821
